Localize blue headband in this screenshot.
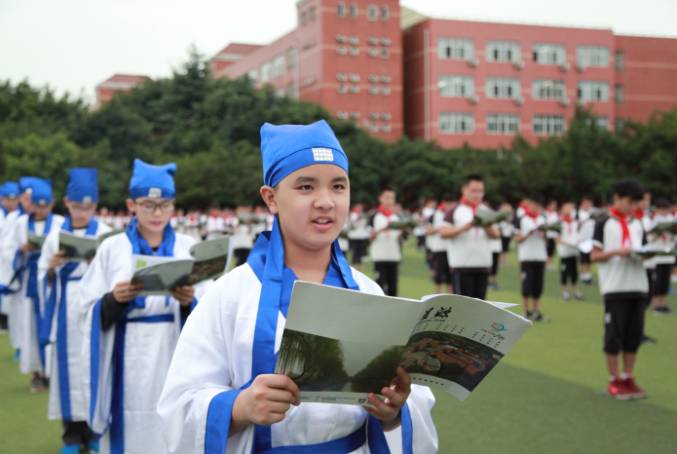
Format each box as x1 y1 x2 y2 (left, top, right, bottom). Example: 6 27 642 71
128 159 176 199
260 119 349 187
67 168 99 203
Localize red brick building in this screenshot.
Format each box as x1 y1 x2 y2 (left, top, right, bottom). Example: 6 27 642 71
95 74 151 108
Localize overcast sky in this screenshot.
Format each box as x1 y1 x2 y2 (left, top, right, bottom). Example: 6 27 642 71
2 0 676 103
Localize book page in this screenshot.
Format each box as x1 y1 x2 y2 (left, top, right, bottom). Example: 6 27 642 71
131 255 194 295
59 232 98 261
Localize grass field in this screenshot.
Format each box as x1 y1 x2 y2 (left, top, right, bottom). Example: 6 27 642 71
1 241 675 453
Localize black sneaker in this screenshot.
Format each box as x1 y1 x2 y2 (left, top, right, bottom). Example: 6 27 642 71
641 334 658 344
530 311 544 322
526 310 533 319
653 306 672 315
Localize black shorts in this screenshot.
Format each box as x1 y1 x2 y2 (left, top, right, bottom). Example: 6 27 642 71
453 268 490 300
501 236 511 253
560 256 578 285
490 252 500 277
546 238 556 258
432 252 452 285
520 261 545 299
349 239 369 265
580 252 591 265
653 264 673 297
603 294 645 354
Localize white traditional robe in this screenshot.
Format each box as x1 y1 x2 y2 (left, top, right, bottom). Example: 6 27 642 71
0 209 20 318
0 209 25 346
38 219 111 421
79 231 208 454
5 213 64 374
157 263 438 454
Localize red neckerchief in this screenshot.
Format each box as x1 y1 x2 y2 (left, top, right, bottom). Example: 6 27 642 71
523 206 539 220
377 205 393 217
633 209 644 221
460 196 480 216
609 207 631 247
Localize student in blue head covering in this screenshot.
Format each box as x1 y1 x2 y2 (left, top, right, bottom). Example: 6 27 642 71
159 120 438 454
78 159 210 454
37 168 112 454
0 181 21 332
3 177 64 391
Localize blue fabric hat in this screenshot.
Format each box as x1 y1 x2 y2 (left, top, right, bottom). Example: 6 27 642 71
19 177 36 194
67 168 99 203
260 119 349 187
1 182 20 198
29 177 53 205
128 159 176 199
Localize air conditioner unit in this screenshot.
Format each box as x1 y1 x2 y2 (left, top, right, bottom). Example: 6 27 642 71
349 73 360 82
559 61 571 72
468 94 480 104
368 75 379 83
336 34 346 43
337 47 348 55
513 60 525 70
514 96 525 106
468 57 480 68
559 97 570 107
349 47 360 56
349 36 360 45
576 63 585 73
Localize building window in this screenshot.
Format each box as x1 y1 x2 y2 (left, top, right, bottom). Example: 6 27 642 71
260 62 272 82
247 69 258 82
486 41 521 63
337 2 346 17
485 78 521 99
271 55 285 78
286 47 297 69
533 115 566 136
533 80 566 100
381 5 390 20
533 44 566 65
487 114 520 135
578 81 609 102
337 111 349 120
367 4 379 21
439 113 475 134
615 84 624 104
438 75 475 97
616 119 625 132
438 38 474 61
615 51 624 71
576 46 609 69
349 3 358 17
595 116 608 129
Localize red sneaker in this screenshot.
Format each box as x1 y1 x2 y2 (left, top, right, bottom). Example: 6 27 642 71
607 378 632 400
623 377 647 399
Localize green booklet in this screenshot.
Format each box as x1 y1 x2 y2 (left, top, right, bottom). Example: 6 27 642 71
276 282 531 403
131 235 230 295
473 208 511 227
651 221 677 236
27 233 46 249
537 222 562 233
59 229 124 261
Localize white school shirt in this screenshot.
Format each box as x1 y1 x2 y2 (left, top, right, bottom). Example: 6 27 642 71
79 231 209 454
445 203 492 269
347 212 371 240
557 219 579 258
544 210 560 239
592 215 648 296
517 215 547 262
427 209 449 253
370 212 401 262
38 220 112 421
157 264 438 454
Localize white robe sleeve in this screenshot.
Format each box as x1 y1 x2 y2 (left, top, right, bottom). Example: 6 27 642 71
157 273 254 454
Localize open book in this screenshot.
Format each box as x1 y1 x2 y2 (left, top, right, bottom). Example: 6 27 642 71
59 229 124 261
632 243 676 259
651 221 677 236
473 207 511 227
28 233 46 249
131 236 230 295
537 222 562 233
276 282 531 403
388 219 418 230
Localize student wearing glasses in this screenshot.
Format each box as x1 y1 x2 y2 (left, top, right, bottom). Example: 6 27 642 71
79 159 208 454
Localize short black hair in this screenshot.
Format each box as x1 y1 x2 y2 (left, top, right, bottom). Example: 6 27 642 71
612 179 644 201
463 174 483 185
380 185 395 194
654 197 671 209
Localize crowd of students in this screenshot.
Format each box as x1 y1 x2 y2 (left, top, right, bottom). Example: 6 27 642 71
0 119 674 453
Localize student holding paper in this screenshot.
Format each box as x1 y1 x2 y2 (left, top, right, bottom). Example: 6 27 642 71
37 168 111 454
370 187 403 296
439 174 499 300
648 198 675 315
158 120 438 453
515 197 548 321
79 159 206 454
4 177 64 390
591 179 648 400
557 201 583 301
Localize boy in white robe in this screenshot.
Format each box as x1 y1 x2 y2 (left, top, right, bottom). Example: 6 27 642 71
4 177 64 390
0 181 21 332
38 168 111 454
158 120 438 453
79 159 207 454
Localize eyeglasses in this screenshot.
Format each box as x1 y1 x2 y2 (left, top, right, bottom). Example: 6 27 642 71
136 200 175 214
69 203 96 213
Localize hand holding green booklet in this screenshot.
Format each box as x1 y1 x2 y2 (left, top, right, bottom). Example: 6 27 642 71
388 219 417 230
651 221 677 236
537 222 562 233
131 236 230 295
276 282 531 404
473 207 511 227
631 243 676 259
28 233 46 249
59 229 124 261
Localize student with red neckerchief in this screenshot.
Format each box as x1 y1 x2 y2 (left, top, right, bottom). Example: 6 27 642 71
557 201 583 301
515 196 548 321
591 179 649 400
369 187 402 296
439 174 499 300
